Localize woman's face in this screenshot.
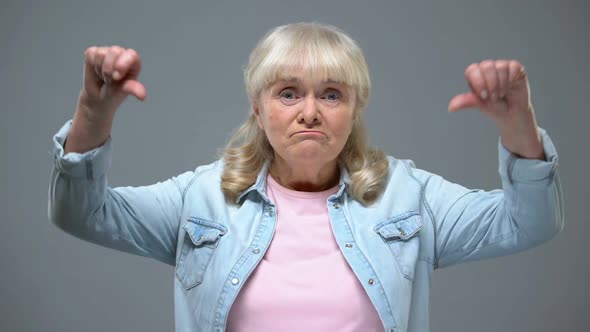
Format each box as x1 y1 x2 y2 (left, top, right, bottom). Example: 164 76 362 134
254 69 356 169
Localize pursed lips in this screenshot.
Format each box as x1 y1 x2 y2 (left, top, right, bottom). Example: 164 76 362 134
292 130 326 138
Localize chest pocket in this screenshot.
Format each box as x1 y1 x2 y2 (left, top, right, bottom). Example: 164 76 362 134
374 211 423 280
175 217 227 290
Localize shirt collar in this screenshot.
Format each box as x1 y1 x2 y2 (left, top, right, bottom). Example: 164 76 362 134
236 159 351 204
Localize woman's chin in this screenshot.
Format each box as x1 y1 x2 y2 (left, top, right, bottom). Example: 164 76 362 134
289 149 337 165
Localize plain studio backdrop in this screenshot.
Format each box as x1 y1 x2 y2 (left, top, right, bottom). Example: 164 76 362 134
1 1 587 331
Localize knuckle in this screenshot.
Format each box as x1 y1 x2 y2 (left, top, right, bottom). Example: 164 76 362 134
480 59 494 66
509 60 520 69
120 51 134 64
84 46 96 56
115 55 131 70
465 63 478 75
126 48 138 57
106 46 123 59
497 60 509 70
126 49 141 67
481 60 495 71
96 47 108 57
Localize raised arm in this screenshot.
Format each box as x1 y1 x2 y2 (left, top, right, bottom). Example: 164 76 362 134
422 59 564 268
48 46 191 266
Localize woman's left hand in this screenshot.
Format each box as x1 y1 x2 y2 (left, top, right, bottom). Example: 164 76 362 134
448 59 545 160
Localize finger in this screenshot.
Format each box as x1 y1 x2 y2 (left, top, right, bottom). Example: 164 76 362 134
113 48 142 81
93 47 108 82
509 60 526 83
465 63 489 102
448 92 480 112
102 46 125 83
480 60 499 102
121 79 147 101
496 60 510 98
83 47 102 93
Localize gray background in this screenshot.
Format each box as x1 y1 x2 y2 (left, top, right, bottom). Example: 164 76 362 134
1 0 588 331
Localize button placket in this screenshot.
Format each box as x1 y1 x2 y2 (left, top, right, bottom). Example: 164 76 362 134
329 199 400 332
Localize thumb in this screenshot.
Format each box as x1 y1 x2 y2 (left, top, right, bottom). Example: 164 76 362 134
120 79 147 101
448 92 480 112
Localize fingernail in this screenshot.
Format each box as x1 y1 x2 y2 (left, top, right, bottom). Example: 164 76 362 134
113 71 121 80
480 90 488 100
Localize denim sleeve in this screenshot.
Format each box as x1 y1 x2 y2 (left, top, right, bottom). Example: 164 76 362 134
415 127 564 269
47 120 196 266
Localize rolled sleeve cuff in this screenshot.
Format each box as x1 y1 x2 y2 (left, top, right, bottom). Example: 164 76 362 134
52 120 112 180
498 127 559 183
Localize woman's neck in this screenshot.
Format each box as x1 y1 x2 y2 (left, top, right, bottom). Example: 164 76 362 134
269 157 340 192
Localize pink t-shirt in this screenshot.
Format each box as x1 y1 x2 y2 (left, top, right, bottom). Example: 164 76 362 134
226 175 383 332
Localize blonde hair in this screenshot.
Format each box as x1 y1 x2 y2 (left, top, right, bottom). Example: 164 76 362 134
221 22 388 205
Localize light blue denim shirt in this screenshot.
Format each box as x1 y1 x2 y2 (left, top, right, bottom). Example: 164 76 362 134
48 120 564 332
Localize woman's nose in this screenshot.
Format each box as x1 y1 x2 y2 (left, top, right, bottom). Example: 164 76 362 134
298 96 320 125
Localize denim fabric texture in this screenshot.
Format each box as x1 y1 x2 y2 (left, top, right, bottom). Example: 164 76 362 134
48 120 564 332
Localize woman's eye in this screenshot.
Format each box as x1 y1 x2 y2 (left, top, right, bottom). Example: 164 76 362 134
323 90 341 101
279 89 296 99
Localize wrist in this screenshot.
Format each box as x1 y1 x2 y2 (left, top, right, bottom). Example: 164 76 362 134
76 90 117 124
499 127 545 160
65 100 114 154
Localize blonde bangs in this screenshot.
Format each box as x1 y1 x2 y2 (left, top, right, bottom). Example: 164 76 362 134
245 22 370 110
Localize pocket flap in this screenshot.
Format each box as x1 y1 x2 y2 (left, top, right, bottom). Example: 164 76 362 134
375 212 423 241
183 218 227 246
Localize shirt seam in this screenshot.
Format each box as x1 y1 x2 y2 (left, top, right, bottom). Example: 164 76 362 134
402 160 440 269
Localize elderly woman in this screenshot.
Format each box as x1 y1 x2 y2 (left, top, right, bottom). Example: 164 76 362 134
48 22 563 332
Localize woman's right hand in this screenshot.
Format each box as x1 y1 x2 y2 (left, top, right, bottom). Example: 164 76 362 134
80 45 147 113
65 46 146 154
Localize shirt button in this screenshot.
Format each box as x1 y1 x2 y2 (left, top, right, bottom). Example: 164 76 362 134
333 203 340 209
252 248 260 254
231 278 240 285
265 206 274 216
345 243 353 248
368 279 375 285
